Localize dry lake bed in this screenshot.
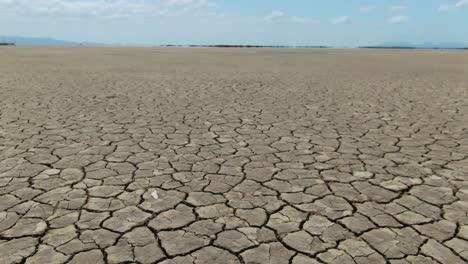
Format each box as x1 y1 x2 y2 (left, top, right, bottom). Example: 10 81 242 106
0 47 467 263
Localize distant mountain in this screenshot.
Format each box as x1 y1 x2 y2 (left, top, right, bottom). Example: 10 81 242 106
371 42 468 49
0 36 108 46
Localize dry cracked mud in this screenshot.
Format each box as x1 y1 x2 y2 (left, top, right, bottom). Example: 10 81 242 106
0 47 467 263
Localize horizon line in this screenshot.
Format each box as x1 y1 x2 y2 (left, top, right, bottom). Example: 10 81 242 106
1 42 468 50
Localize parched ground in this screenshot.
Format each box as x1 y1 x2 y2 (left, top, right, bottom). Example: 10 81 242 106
0 47 467 264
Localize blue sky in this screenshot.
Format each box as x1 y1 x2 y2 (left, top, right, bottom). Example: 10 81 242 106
0 0 467 46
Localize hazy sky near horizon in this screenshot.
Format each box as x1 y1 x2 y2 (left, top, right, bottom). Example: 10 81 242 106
1 0 467 46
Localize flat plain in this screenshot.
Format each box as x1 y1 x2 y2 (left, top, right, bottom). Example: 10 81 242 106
0 47 467 263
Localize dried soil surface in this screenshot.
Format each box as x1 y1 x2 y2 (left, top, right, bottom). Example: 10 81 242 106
1 47 468 263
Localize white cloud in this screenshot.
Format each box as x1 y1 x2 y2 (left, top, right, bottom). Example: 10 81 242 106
439 0 468 11
390 6 408 11
333 16 352 24
439 5 451 11
292 16 320 24
165 0 194 7
264 11 318 24
0 0 15 5
264 11 286 22
0 0 217 18
387 15 409 24
360 6 376 13
291 16 308 23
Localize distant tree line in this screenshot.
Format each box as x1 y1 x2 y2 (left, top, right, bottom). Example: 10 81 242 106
360 46 468 50
0 42 15 46
160 44 331 48
359 46 416 49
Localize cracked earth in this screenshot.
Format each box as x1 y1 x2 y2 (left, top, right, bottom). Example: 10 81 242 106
0 47 467 264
